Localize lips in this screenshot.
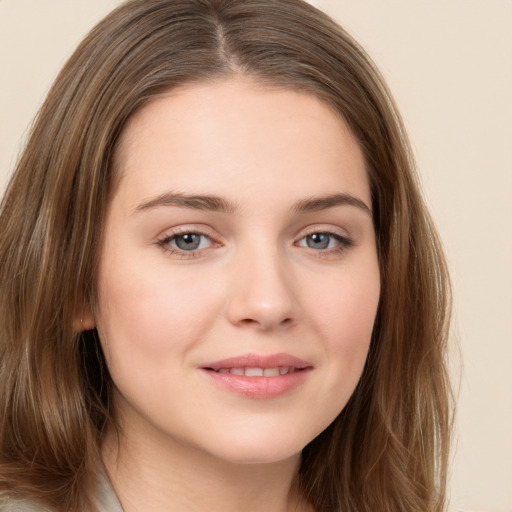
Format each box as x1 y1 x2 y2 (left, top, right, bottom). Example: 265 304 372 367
199 353 312 399
201 353 311 372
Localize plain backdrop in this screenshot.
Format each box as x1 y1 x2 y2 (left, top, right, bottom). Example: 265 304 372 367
1 1 511 511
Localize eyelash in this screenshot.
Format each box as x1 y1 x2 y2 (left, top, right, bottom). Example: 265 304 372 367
156 228 216 258
296 229 354 257
156 228 354 258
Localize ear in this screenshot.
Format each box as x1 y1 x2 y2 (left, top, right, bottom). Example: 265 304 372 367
73 303 96 332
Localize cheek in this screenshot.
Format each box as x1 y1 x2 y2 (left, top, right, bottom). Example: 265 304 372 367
305 258 380 377
312 264 379 340
95 259 222 362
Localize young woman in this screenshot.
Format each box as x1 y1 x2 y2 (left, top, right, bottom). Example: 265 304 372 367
0 1 452 511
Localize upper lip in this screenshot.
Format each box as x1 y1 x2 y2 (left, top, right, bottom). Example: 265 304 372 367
200 352 312 371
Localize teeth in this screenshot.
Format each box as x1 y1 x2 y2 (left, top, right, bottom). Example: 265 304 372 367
215 367 296 376
245 367 264 377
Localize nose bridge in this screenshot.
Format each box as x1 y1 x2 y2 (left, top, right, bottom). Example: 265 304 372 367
226 234 297 330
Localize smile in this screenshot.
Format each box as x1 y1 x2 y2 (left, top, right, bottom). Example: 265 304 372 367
200 353 312 399
214 367 299 376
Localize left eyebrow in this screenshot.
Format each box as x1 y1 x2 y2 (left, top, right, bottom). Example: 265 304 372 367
292 193 372 216
132 191 237 214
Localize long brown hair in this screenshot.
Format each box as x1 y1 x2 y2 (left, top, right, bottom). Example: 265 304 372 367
0 0 452 510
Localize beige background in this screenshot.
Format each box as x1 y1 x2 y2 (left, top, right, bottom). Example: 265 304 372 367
1 1 511 510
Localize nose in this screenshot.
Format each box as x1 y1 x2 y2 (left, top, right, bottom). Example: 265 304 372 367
225 244 298 331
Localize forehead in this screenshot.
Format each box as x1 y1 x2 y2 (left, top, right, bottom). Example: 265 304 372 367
113 77 370 209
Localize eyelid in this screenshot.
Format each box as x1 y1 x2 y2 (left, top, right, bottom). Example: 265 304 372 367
294 225 355 255
155 225 222 258
298 225 353 242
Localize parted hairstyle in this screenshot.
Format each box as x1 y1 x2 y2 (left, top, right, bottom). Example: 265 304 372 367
0 0 452 511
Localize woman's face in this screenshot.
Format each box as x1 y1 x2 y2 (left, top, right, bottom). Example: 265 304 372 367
92 78 380 464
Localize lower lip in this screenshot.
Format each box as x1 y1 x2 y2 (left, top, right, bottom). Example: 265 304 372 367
200 368 311 399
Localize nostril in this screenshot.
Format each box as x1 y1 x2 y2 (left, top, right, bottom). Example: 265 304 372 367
239 318 259 326
236 316 294 330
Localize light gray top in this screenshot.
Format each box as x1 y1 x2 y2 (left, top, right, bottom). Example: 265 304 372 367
0 468 123 512
91 469 124 512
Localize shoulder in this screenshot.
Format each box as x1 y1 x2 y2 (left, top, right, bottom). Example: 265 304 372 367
0 466 122 512
0 495 53 512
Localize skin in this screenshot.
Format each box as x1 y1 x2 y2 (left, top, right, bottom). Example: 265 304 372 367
85 77 380 512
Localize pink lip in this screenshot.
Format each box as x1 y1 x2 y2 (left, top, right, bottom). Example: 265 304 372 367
199 352 313 399
201 352 311 371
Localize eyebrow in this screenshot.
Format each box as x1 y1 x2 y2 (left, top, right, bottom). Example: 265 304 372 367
133 191 371 216
133 192 237 214
293 193 372 216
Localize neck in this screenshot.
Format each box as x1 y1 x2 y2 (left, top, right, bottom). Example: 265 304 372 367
101 420 310 512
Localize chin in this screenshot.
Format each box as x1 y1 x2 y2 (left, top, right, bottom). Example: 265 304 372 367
208 443 303 466
190 422 321 466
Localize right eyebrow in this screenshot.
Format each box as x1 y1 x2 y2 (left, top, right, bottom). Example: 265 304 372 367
292 193 372 216
132 191 238 215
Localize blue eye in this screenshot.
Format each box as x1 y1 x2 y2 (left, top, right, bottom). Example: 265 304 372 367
304 233 332 250
169 233 212 251
298 232 351 251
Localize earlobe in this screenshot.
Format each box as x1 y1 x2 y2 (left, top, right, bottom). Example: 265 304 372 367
74 304 96 332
